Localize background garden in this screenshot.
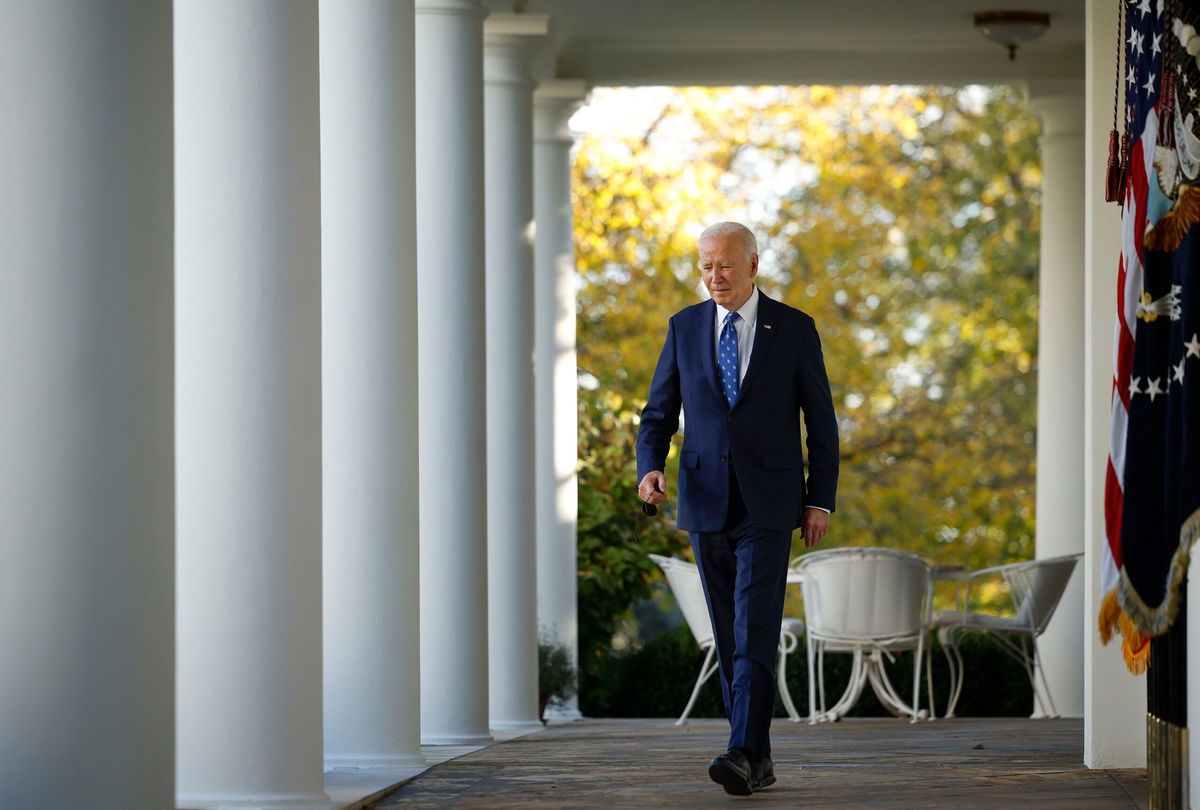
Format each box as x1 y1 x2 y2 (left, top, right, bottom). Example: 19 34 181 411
568 85 1042 718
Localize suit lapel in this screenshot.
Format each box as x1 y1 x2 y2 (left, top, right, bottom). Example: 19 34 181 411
734 292 777 406
697 300 724 402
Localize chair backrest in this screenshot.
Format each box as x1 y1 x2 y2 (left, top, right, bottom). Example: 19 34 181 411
1006 553 1081 636
649 554 714 648
795 547 931 645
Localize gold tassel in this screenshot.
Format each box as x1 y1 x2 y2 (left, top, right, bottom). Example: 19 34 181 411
1098 587 1123 644
1121 610 1151 674
1098 586 1151 674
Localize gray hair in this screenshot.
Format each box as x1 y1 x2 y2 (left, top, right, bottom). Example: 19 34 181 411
699 221 758 260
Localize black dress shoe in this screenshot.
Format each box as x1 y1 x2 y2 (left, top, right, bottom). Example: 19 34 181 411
752 755 776 790
708 748 754 796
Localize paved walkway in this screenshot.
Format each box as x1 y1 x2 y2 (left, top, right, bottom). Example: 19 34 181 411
373 717 1146 808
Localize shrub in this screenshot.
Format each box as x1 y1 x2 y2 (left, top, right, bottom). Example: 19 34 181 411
538 638 578 721
584 625 1033 719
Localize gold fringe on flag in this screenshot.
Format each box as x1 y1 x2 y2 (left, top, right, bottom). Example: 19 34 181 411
1116 509 1199 638
1098 587 1150 675
1099 585 1123 643
1097 586 1123 644
1098 508 1200 674
1120 612 1151 675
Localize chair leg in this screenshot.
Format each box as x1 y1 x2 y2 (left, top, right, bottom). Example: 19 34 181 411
1030 637 1059 718
806 635 819 725
818 643 828 720
777 637 801 723
677 644 718 726
828 649 869 720
1016 636 1039 717
911 634 925 723
1019 635 1058 719
940 629 964 719
925 633 937 721
866 652 907 718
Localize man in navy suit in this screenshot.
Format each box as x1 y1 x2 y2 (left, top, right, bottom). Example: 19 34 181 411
637 221 839 795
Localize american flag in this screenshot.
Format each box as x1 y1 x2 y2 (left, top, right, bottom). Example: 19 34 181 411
1100 0 1200 669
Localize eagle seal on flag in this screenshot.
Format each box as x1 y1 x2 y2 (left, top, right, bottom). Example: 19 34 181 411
1099 0 1200 672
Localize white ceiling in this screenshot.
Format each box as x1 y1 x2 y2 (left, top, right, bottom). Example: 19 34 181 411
487 0 1086 86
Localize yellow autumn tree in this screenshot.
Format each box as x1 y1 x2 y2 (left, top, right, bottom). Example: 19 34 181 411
573 85 1041 710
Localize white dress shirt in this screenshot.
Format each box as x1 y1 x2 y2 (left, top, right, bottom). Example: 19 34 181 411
713 286 759 384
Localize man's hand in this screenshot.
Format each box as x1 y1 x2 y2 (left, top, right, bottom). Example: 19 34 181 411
638 471 667 505
800 507 830 548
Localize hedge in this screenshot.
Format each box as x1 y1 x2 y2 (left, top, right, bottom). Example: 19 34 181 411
582 624 1034 719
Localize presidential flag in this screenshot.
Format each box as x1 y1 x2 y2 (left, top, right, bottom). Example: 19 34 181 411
1100 0 1200 670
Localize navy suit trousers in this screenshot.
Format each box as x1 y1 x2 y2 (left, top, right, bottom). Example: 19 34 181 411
689 471 791 760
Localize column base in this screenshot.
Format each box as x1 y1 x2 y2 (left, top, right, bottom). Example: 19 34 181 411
324 754 427 769
176 792 332 810
489 719 545 732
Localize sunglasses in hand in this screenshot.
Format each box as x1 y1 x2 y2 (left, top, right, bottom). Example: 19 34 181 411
634 481 663 542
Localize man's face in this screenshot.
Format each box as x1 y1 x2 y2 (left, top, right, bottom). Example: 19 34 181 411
699 234 758 310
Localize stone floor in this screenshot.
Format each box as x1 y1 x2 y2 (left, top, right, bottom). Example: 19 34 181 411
325 726 535 809
372 717 1147 809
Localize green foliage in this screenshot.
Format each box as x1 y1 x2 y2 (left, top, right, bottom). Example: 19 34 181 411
573 85 1042 708
576 393 690 713
590 625 1032 719
538 638 578 718
603 624 725 719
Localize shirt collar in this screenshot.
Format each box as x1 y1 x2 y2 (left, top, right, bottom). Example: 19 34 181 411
715 286 760 327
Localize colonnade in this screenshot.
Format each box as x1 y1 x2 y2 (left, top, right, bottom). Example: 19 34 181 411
0 1 585 807
3 0 1170 806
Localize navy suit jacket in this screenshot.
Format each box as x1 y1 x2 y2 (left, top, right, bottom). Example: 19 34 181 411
636 291 839 533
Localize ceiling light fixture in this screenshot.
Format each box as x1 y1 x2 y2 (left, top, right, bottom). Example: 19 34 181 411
974 10 1051 61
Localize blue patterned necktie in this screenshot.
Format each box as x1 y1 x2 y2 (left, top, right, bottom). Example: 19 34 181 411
717 311 740 407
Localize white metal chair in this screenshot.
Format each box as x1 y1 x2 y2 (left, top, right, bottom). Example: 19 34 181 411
930 552 1081 719
794 547 933 724
648 554 805 725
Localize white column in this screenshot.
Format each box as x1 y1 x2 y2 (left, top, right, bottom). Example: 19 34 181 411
534 81 588 719
1027 81 1086 719
416 0 492 745
1083 0 1147 769
484 14 549 732
321 0 422 766
175 2 330 807
0 4 173 808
